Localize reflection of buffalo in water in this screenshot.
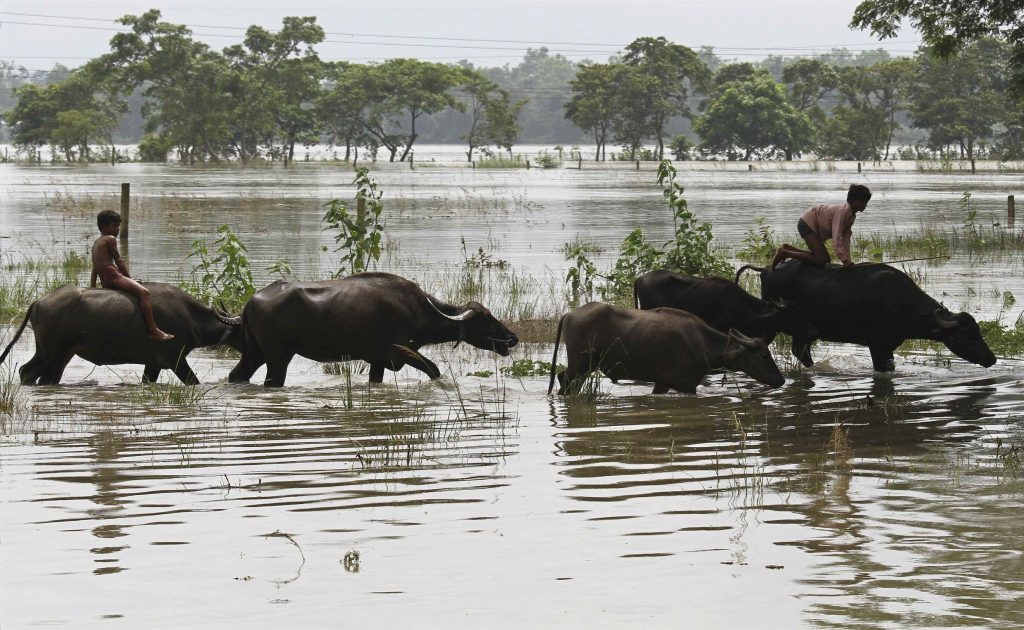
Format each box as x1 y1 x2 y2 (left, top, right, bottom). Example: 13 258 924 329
228 272 518 387
548 302 784 395
0 284 242 385
738 261 996 372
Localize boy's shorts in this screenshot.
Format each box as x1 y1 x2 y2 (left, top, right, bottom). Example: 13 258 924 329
797 218 814 239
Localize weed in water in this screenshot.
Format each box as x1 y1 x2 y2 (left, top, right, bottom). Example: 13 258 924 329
321 166 385 277
126 381 214 407
184 225 255 312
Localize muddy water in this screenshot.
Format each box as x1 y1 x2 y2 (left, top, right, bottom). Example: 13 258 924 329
2 158 1024 627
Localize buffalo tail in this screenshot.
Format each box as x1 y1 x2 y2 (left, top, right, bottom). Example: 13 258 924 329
734 264 764 284
0 303 33 365
547 313 567 394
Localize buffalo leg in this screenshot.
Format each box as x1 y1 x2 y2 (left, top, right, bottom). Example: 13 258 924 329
792 337 814 367
19 354 48 385
228 351 265 384
368 362 386 383
172 362 199 386
651 382 670 394
142 364 162 383
388 345 441 380
38 352 73 385
263 353 294 388
869 346 896 372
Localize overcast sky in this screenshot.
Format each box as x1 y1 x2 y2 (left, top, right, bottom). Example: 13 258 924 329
0 0 917 72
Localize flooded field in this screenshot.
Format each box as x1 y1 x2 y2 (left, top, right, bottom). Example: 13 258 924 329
2 157 1024 627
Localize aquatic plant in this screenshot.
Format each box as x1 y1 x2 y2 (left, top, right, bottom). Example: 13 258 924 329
474 154 527 168
126 381 214 407
184 225 255 312
0 365 23 415
321 166 385 277
736 217 778 263
564 161 732 301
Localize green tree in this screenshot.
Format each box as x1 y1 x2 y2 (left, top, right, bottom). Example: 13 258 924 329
223 17 325 165
317 62 373 162
383 59 464 162
819 59 915 160
101 10 234 163
484 48 580 143
621 37 712 159
564 63 622 161
852 0 1024 89
459 69 524 161
782 58 839 116
910 38 1008 159
695 74 813 160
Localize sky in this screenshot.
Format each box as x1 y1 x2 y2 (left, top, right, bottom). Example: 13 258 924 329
0 0 917 72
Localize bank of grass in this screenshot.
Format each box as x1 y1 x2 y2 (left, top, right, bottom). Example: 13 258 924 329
126 381 215 407
0 365 22 415
0 252 88 321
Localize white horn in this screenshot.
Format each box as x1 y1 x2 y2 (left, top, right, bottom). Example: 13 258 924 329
429 299 477 321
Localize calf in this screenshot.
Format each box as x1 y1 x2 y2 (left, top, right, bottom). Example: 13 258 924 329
547 302 785 395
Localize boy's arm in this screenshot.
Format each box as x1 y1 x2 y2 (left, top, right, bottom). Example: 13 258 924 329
832 211 853 266
107 237 131 277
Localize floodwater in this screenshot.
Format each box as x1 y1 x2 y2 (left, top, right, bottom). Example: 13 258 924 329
2 153 1024 627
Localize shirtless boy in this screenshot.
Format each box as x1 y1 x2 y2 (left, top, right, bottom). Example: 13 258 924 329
90 210 174 341
771 184 872 269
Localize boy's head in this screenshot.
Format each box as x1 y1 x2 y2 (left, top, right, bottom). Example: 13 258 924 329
97 210 122 231
847 184 872 212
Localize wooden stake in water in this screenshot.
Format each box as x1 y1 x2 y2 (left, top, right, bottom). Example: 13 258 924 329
1009 195 1016 229
120 182 130 242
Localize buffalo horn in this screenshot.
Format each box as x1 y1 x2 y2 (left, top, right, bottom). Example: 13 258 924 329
217 312 242 326
934 309 959 329
728 328 757 347
429 299 478 321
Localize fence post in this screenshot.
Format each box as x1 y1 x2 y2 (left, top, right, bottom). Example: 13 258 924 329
748 164 753 172
526 159 531 169
357 195 366 225
857 162 862 173
635 160 640 170
971 158 976 174
120 183 130 242
1009 195 1016 229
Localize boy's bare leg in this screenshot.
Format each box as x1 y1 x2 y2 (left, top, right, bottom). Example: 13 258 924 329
138 293 175 341
111 276 175 341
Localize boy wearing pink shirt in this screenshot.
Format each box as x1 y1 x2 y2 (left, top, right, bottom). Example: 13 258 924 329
771 184 872 269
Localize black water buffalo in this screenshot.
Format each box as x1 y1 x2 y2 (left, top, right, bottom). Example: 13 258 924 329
227 272 519 387
547 302 785 395
633 269 818 342
738 260 997 372
0 284 243 385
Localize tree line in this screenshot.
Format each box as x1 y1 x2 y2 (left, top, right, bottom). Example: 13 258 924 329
1 9 1021 164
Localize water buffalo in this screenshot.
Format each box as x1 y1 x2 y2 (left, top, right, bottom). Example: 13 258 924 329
547 302 785 395
227 272 519 387
633 269 818 342
0 284 243 385
737 260 997 372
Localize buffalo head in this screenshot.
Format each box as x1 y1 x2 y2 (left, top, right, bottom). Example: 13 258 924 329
215 310 245 352
442 301 519 356
932 309 996 367
769 299 819 341
724 329 785 388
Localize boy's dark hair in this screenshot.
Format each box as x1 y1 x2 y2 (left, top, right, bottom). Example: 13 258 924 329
847 184 872 203
97 210 122 229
